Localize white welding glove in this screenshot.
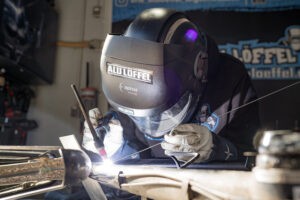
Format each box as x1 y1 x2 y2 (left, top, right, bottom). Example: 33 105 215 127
82 108 124 158
161 124 213 163
82 108 102 154
103 119 124 157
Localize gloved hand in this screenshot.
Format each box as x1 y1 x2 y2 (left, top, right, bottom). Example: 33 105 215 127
161 124 213 163
82 108 124 158
103 118 124 157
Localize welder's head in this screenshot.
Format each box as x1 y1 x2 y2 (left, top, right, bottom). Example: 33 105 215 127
100 8 208 138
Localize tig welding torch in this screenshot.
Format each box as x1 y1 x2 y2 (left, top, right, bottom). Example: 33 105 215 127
71 84 107 159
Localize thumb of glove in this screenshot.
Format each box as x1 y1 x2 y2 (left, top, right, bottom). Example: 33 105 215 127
84 108 102 130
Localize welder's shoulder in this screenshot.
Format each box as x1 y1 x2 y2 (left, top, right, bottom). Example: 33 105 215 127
219 53 248 76
214 53 252 89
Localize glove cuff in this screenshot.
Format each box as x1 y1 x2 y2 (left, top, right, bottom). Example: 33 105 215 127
209 134 238 161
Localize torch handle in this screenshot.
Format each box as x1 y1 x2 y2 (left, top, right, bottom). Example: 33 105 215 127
70 84 106 157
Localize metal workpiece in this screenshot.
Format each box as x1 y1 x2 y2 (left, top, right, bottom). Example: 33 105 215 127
0 146 65 199
91 161 300 200
253 130 300 200
88 130 300 200
0 130 299 200
258 130 300 155
62 149 92 185
0 146 91 200
59 134 108 200
255 130 300 169
0 157 65 186
91 163 257 200
90 162 123 188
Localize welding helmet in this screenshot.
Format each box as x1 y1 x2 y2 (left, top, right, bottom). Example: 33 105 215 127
100 8 208 138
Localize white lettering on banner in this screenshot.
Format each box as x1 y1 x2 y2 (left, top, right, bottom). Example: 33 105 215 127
107 63 153 84
248 67 300 79
232 47 297 65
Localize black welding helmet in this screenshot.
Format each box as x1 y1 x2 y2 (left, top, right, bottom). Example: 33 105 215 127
100 8 208 138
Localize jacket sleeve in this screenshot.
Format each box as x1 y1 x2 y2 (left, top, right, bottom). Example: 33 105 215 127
209 72 260 161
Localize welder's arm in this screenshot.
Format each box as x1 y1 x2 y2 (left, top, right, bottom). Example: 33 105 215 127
82 108 124 160
215 73 260 160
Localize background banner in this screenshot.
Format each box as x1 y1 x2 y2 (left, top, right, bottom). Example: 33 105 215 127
186 10 300 80
113 0 300 22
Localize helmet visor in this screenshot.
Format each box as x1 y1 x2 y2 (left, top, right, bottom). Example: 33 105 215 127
129 92 192 138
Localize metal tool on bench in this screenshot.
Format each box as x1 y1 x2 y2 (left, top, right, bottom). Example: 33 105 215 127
0 146 91 200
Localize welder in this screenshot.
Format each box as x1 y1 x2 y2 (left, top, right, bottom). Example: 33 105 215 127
83 8 260 165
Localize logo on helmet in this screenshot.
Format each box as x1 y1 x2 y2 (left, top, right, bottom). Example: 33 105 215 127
107 63 153 84
119 82 138 96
